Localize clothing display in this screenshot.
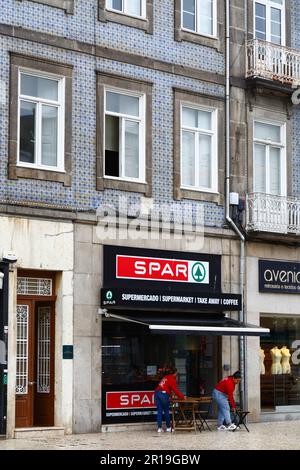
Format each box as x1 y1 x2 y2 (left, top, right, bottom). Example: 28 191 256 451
260 347 265 375
280 346 291 374
270 346 282 375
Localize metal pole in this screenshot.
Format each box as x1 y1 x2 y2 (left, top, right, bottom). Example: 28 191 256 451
0 261 9 435
225 0 246 410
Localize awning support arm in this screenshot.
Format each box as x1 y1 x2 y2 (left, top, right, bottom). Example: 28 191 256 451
98 309 149 327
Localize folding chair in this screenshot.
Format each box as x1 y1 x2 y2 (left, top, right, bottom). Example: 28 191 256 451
232 410 250 432
194 397 212 432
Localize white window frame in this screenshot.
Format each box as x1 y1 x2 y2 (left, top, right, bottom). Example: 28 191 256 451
180 103 218 193
106 0 146 19
253 119 287 196
181 0 217 38
254 0 286 45
104 86 146 183
17 68 65 172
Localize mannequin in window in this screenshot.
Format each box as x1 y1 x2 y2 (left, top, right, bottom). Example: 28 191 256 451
270 346 282 374
280 346 291 374
259 347 265 375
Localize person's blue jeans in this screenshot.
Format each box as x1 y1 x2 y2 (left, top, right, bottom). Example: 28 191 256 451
154 390 171 428
212 389 232 427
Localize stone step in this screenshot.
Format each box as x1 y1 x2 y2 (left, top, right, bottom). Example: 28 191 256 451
14 427 65 439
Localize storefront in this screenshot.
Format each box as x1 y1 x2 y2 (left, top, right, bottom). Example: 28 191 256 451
100 245 268 425
259 260 300 413
246 252 300 422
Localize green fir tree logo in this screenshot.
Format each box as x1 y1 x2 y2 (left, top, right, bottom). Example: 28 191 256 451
191 262 206 282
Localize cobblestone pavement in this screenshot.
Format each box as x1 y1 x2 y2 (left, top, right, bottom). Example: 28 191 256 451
0 421 300 450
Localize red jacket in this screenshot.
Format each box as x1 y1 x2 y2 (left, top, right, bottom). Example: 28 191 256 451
215 377 237 409
155 374 185 400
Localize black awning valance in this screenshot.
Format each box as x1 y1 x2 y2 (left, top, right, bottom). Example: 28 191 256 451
101 287 242 312
100 311 270 337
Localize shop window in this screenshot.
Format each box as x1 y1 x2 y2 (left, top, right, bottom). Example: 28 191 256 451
9 54 73 186
260 316 300 410
101 318 219 424
16 0 74 14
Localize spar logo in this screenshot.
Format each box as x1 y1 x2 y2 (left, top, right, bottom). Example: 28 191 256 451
106 290 113 300
192 262 206 282
116 255 209 284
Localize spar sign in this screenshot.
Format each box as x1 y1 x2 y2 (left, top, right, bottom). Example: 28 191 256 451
116 255 209 284
106 391 155 410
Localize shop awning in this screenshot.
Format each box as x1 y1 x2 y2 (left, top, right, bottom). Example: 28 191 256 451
100 310 270 337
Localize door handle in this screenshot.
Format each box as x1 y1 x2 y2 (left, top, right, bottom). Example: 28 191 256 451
28 381 37 386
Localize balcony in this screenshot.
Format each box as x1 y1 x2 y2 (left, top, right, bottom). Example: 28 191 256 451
246 193 300 235
246 39 300 89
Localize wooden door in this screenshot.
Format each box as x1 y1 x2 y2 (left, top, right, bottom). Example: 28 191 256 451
15 301 55 428
33 302 55 426
15 300 34 428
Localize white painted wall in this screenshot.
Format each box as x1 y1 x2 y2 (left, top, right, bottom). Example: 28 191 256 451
0 215 74 436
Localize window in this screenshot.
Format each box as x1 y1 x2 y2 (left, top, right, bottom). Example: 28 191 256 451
104 89 145 181
260 316 300 411
9 54 72 186
99 0 153 33
18 70 64 172
181 104 217 193
182 0 217 37
253 120 286 196
254 0 285 45
106 0 145 18
96 73 152 195
102 318 219 424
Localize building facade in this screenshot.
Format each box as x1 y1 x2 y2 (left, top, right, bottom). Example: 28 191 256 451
0 0 299 436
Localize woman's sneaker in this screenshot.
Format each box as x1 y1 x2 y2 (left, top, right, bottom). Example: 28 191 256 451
166 427 173 432
217 425 227 431
227 423 237 431
157 428 162 433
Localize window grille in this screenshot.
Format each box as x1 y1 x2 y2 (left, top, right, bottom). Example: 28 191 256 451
37 307 51 393
16 305 29 394
17 277 52 296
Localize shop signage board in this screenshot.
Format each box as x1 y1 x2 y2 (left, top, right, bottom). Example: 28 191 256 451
106 391 155 410
116 255 209 284
104 246 221 292
259 259 300 294
102 385 157 424
101 287 241 311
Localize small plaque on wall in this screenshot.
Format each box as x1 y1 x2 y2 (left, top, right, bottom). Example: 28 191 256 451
63 345 73 359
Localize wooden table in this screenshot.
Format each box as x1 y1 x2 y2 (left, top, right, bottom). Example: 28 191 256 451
171 398 199 432
170 396 212 432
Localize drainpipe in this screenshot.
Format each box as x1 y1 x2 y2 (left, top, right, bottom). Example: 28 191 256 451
225 0 246 410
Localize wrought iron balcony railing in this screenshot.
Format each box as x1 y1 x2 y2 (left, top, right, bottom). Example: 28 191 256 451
246 39 300 87
246 193 300 234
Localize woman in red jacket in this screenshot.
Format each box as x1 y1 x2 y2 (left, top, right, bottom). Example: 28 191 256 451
154 367 185 433
212 371 241 431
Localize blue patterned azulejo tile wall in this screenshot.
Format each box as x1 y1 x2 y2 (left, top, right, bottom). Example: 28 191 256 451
0 35 225 225
0 0 224 74
0 1 226 227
